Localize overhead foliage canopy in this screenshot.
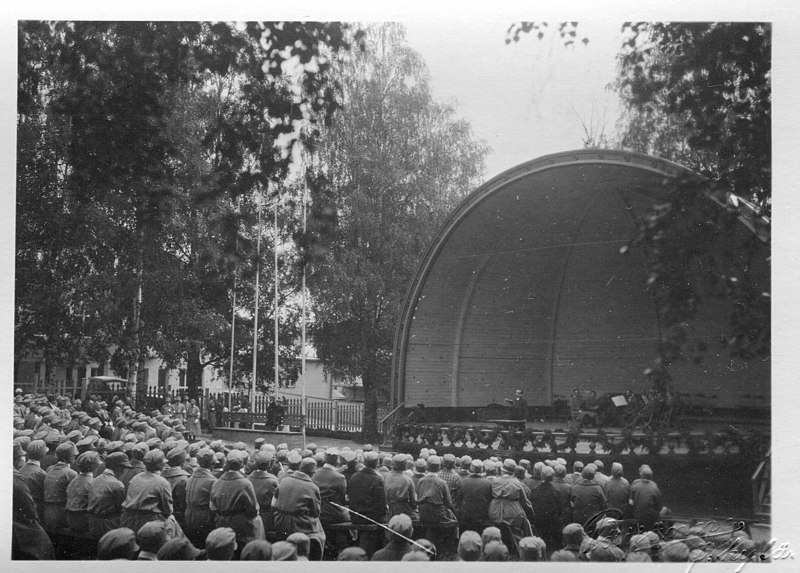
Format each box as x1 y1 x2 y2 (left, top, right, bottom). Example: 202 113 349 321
302 23 489 439
16 21 355 399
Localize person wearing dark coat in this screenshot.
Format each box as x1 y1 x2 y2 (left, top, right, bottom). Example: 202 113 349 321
13 469 55 560
629 464 663 530
603 462 631 516
210 450 262 549
120 449 173 534
454 460 492 534
43 441 78 532
65 451 98 533
163 447 191 529
312 448 350 525
184 447 218 548
371 514 414 561
347 451 387 558
87 451 128 538
247 450 279 536
119 443 148 491
551 463 573 526
570 464 607 526
19 439 48 521
418 456 459 558
272 457 325 559
531 466 564 552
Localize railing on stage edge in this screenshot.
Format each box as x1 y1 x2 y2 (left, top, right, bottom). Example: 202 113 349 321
392 422 770 460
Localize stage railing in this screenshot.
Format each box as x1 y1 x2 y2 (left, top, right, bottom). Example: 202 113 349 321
393 423 770 459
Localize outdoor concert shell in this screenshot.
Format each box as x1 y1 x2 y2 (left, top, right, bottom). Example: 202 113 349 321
390 150 770 414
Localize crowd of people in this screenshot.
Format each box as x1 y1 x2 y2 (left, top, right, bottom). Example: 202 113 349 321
13 388 760 562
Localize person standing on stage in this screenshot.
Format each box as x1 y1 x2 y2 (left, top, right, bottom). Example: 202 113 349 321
504 389 528 422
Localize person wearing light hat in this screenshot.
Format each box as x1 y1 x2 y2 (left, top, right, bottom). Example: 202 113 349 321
487 457 533 553
19 439 48 521
120 442 149 490
417 455 458 558
184 447 218 548
120 449 174 534
163 447 190 530
271 540 298 560
602 461 630 516
205 526 238 560
65 450 98 533
455 459 492 534
456 530 482 561
136 520 169 560
517 535 547 561
97 527 139 560
42 440 78 532
347 451 386 558
209 449 262 550
561 522 588 559
570 463 607 527
286 531 312 560
272 457 326 559
629 463 663 530
384 453 417 522
484 539 510 561
504 389 528 422
371 513 415 561
341 449 359 485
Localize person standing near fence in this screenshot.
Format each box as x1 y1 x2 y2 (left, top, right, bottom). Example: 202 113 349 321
206 396 218 432
186 399 201 441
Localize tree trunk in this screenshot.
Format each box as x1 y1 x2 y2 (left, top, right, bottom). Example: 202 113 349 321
187 347 203 401
361 368 380 443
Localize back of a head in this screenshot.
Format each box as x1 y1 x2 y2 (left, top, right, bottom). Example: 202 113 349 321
573 460 584 472
286 532 311 557
563 523 586 546
157 538 201 561
97 528 138 560
626 551 653 562
517 536 545 561
661 541 690 562
338 547 368 561
240 540 272 561
205 527 237 560
550 549 578 561
271 541 298 561
554 463 567 478
582 463 596 481
541 465 555 482
299 457 317 477
639 464 654 479
387 513 414 538
611 462 624 476
136 521 169 555
414 539 437 561
426 456 441 472
363 451 379 469
457 530 481 561
483 540 509 561
481 526 502 547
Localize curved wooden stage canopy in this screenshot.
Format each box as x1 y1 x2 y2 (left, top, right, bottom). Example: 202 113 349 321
390 150 770 418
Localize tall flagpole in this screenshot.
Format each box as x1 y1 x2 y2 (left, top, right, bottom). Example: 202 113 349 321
274 194 280 402
228 206 239 416
251 190 262 410
301 183 308 448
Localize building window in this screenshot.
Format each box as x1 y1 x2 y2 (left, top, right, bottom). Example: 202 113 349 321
158 368 168 388
90 364 105 378
179 369 186 387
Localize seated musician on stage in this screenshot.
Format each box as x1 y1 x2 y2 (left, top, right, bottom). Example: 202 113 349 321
569 389 596 428
503 390 528 422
